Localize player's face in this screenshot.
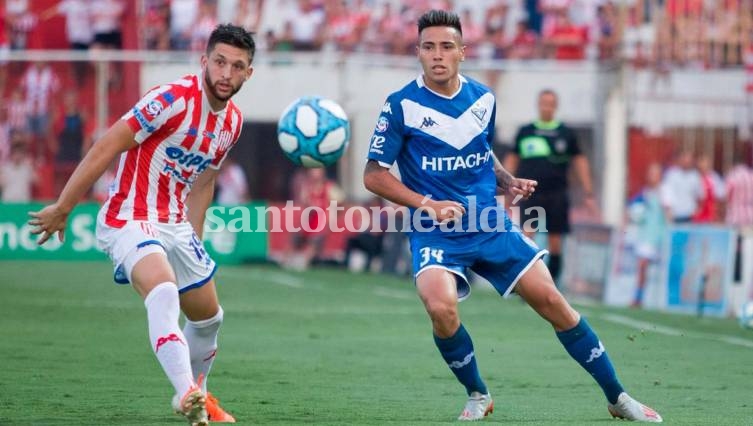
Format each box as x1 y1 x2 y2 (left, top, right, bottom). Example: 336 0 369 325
202 43 254 107
538 92 558 121
417 26 465 93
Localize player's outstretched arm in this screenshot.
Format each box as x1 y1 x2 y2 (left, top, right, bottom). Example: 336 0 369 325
186 168 219 239
28 120 137 244
363 160 464 223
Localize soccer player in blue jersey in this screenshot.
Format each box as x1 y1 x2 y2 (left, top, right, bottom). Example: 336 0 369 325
363 10 662 422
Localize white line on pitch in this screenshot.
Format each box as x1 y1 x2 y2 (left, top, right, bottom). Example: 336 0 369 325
264 271 304 288
599 313 753 349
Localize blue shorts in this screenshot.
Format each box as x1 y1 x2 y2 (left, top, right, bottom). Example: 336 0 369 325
410 225 547 301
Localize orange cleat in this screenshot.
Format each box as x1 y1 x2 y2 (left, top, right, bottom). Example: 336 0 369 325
206 393 236 423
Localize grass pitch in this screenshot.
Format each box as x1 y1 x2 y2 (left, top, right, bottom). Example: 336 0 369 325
1 260 751 425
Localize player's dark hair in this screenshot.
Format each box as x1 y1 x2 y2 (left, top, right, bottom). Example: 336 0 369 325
207 24 256 63
417 10 462 37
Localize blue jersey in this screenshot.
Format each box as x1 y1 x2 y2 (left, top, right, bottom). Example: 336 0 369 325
368 75 503 234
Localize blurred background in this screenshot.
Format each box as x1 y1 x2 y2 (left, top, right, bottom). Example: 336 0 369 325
0 0 752 320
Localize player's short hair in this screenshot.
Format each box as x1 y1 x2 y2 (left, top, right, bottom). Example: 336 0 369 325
417 10 462 37
207 24 256 63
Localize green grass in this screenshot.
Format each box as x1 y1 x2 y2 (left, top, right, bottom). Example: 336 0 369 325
1 260 751 425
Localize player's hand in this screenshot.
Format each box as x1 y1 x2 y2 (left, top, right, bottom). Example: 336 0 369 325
507 178 537 200
28 203 69 245
583 194 601 220
425 200 465 223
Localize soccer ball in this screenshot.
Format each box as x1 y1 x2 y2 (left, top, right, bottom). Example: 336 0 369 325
277 96 350 168
739 301 753 329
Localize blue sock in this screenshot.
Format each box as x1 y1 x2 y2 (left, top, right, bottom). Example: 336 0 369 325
556 318 624 404
434 324 487 396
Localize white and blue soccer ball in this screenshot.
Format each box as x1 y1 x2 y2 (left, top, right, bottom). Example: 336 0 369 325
277 96 350 168
739 301 753 329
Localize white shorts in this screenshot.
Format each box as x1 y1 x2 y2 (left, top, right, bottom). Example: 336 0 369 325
96 214 217 293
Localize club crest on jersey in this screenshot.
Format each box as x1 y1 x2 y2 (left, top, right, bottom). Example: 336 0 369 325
471 103 487 122
555 138 567 153
375 116 389 133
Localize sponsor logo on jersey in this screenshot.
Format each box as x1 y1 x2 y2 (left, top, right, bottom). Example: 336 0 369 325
420 116 438 128
382 102 392 114
131 108 156 133
421 149 492 172
375 116 389 133
163 147 212 182
369 135 385 155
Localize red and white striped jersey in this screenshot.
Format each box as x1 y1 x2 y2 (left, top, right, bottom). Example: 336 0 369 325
725 164 753 227
102 74 243 228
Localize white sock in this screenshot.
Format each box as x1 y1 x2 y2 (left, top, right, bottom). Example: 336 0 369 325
183 307 224 394
144 282 195 397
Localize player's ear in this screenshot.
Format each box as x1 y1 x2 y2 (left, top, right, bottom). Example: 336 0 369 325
200 54 208 70
245 65 254 80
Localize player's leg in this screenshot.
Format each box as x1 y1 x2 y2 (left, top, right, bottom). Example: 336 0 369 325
544 191 570 286
515 261 662 422
416 268 492 420
130 253 208 426
180 281 235 423
171 223 234 422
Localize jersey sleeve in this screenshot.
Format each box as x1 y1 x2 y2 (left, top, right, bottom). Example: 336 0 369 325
367 96 405 168
122 84 181 144
486 103 497 147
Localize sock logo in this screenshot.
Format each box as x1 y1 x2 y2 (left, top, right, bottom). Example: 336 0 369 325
448 351 475 369
203 349 217 362
155 333 185 352
586 341 605 363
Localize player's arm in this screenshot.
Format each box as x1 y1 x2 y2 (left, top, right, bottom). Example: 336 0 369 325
29 121 137 244
363 160 464 222
572 154 594 197
493 153 536 200
186 168 219 240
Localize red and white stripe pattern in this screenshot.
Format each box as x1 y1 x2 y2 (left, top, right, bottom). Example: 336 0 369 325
746 46 753 94
726 165 753 227
103 74 243 228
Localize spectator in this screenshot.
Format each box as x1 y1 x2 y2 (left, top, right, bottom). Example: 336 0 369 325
6 0 36 50
285 167 343 271
234 0 265 33
215 156 249 205
544 9 589 60
692 154 725 223
170 0 199 50
628 163 669 307
141 0 171 50
6 88 30 133
190 0 219 52
54 92 90 189
507 19 539 59
90 0 124 49
288 0 325 51
20 61 61 159
0 140 36 202
660 151 702 223
0 107 10 163
40 0 93 86
724 156 753 282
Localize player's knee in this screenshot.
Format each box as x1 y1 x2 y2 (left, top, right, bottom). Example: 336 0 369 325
425 300 458 325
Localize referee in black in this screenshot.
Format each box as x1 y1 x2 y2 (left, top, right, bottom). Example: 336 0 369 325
504 89 597 286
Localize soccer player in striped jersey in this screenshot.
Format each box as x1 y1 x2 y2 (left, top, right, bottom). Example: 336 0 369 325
29 24 254 425
363 10 662 422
